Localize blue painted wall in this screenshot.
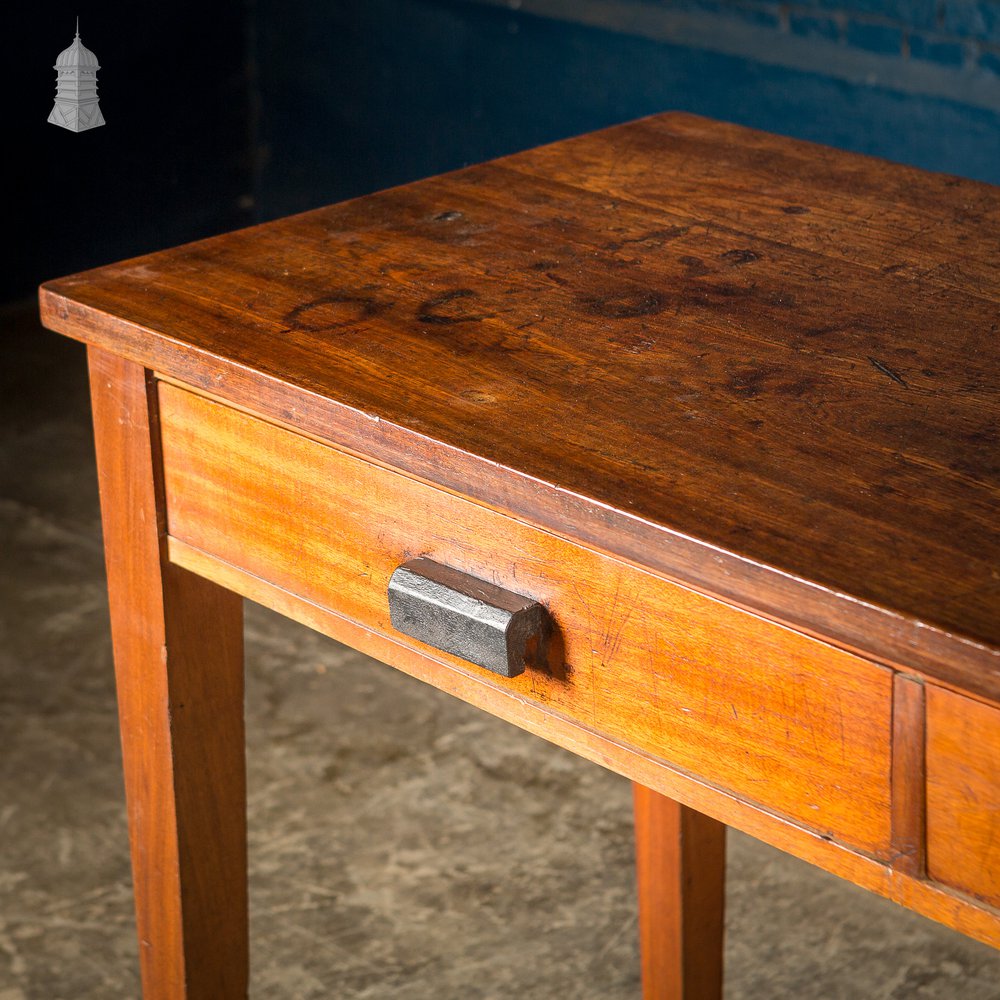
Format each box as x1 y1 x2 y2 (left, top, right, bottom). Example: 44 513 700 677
254 0 1000 221
10 0 997 304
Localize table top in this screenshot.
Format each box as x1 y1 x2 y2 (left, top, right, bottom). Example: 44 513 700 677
40 112 1000 698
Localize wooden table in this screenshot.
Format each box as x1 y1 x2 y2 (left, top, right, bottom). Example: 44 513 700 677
40 112 1000 999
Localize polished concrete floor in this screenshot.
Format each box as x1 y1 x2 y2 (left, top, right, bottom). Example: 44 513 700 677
2 297 999 999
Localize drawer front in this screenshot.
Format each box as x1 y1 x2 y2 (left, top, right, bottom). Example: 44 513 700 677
927 686 1000 908
158 383 893 857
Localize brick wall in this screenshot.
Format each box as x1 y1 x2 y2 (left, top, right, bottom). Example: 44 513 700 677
251 0 1000 224
481 0 1000 94
679 0 1000 67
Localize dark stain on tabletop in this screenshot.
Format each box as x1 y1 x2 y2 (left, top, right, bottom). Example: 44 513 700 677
720 249 762 266
418 289 494 325
679 255 713 277
727 364 820 400
602 226 690 252
284 292 390 331
580 289 666 319
728 364 782 398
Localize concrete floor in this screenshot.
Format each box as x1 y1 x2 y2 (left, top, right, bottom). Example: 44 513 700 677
2 296 999 999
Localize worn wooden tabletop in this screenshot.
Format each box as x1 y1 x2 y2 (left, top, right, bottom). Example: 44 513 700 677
40 112 1000 698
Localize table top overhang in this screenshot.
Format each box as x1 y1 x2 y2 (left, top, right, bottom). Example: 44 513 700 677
40 112 1000 697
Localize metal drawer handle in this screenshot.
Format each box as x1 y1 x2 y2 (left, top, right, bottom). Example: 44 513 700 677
387 558 551 678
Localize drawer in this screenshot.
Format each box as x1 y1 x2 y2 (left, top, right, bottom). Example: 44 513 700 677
927 686 1000 908
157 382 893 857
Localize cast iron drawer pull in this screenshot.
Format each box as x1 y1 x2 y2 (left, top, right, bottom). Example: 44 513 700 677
387 557 550 678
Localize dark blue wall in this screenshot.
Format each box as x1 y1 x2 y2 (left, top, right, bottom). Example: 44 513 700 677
254 0 1000 222
9 0 997 305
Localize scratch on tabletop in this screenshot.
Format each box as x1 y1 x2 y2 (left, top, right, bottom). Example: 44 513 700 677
867 356 909 388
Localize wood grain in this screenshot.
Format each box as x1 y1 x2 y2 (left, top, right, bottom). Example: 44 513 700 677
926 686 1000 909
633 785 725 1000
88 349 247 999
38 112 1000 700
890 675 926 877
509 113 1000 299
166 534 1000 951
158 380 894 857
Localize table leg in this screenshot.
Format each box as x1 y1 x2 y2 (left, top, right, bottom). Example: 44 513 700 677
88 348 247 1000
633 783 726 1000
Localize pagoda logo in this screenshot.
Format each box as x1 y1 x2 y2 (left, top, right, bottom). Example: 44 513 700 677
49 19 105 132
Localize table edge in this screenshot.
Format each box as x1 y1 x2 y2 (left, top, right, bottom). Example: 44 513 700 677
38 284 1000 702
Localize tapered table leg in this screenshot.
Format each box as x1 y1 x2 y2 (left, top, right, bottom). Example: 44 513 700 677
633 783 726 1000
89 347 247 1000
